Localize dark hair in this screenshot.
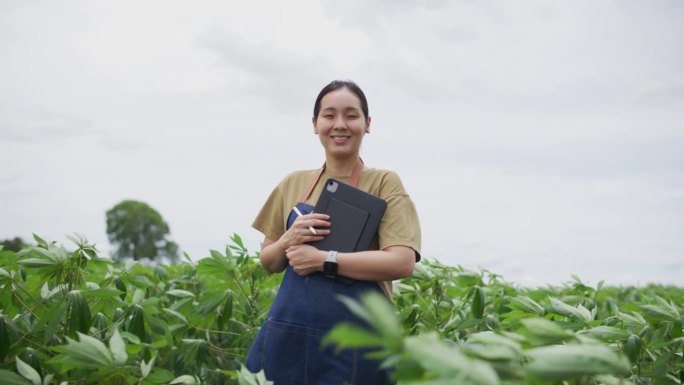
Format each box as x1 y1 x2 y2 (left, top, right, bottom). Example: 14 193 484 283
313 80 369 119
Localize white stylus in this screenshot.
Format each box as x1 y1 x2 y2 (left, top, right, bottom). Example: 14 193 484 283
293 206 317 235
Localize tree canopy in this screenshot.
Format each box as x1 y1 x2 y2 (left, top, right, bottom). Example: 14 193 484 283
0 236 28 252
105 200 179 262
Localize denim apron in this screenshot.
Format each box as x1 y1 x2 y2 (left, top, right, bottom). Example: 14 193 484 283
246 160 394 385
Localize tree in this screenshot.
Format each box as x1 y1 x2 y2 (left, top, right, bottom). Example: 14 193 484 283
0 236 28 252
105 200 179 262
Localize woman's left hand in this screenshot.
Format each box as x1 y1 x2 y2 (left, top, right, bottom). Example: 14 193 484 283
285 244 325 276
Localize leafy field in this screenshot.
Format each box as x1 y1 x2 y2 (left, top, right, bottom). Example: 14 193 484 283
0 234 682 385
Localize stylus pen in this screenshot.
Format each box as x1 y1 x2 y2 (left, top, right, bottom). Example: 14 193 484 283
292 206 317 235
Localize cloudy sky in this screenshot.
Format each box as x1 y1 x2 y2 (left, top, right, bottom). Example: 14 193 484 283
1 0 682 286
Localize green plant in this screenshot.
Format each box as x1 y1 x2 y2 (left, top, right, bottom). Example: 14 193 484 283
1 236 682 385
326 260 683 385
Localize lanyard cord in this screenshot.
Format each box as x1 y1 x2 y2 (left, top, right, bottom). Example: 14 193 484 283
298 158 364 202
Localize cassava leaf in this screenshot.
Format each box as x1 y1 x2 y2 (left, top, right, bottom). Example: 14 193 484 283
526 344 631 379
0 369 31 385
109 328 127 365
15 357 41 385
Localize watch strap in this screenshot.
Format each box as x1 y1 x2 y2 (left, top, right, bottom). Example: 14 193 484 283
326 250 338 263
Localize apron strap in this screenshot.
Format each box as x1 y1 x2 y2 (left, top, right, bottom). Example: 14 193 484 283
298 158 364 202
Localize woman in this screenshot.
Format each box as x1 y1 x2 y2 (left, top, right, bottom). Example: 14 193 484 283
246 80 421 384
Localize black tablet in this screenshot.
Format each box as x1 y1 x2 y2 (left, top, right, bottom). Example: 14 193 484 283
310 178 387 252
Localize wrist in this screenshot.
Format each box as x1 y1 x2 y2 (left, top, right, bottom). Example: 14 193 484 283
318 249 327 271
275 238 290 258
323 250 338 278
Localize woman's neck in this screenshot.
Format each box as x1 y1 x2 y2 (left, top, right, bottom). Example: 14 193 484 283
325 155 361 177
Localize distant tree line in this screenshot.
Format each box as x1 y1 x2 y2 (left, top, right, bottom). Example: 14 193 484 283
3 199 179 262
0 236 29 252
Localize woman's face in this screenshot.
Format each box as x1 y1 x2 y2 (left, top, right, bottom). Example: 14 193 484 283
312 87 370 159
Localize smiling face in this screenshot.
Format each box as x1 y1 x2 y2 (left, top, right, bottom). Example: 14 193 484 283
312 87 371 160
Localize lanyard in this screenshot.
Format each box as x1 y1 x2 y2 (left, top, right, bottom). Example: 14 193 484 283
298 158 364 203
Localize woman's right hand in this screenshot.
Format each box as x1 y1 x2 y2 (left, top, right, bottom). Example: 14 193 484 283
259 213 331 273
279 213 331 248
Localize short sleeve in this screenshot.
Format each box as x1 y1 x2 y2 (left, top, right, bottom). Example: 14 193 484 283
377 171 422 261
252 180 286 242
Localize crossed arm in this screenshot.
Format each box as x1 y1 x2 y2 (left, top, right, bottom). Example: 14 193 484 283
258 212 415 281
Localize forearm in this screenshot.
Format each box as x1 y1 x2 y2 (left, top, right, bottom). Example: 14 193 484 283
335 246 416 281
259 213 331 274
259 238 288 273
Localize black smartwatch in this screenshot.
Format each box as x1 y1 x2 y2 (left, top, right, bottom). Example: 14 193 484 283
323 250 338 278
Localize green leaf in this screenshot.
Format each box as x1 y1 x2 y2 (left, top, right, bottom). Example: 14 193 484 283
641 298 679 321
617 311 647 328
508 296 545 316
127 304 146 341
170 374 198 384
81 287 124 299
223 289 233 318
166 289 195 298
109 328 127 365
65 234 81 247
41 374 54 385
17 245 68 267
367 297 401 339
335 295 373 326
596 374 635 385
453 271 481 286
404 333 499 385
0 369 31 385
238 366 273 385
526 344 631 379
471 286 485 319
146 368 174 383
66 291 91 337
0 317 10 362
163 308 188 324
42 299 66 344
197 291 229 314
548 298 593 322
231 233 246 250
113 277 127 300
32 234 48 248
15 357 41 385
131 288 145 304
322 323 388 351
623 334 641 364
196 252 233 279
50 333 115 371
672 318 683 339
217 290 234 329
39 283 50 299
140 353 156 378
654 296 680 318
348 292 402 342
120 331 141 344
464 331 522 361
210 249 225 260
579 326 630 342
129 275 153 289
519 318 575 345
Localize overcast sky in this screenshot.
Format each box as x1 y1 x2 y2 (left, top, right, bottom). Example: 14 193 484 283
1 0 682 286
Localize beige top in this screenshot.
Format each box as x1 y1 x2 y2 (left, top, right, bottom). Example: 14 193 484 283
252 167 422 298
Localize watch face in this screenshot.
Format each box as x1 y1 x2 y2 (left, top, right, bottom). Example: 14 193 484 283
323 261 338 278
